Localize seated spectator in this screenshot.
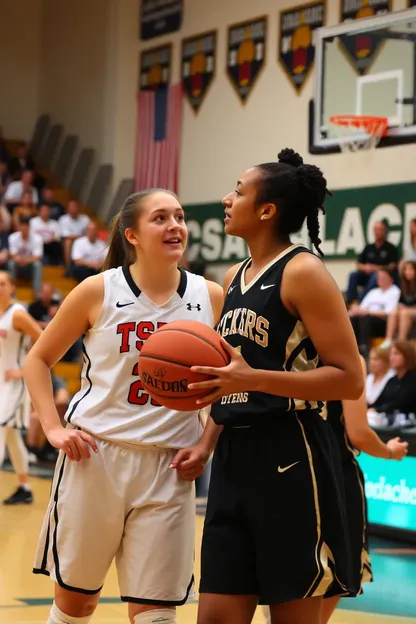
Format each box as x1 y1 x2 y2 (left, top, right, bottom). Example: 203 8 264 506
8 217 43 292
383 261 416 347
30 204 62 265
0 161 11 198
368 341 416 419
12 190 38 230
402 218 416 264
71 221 107 283
4 170 38 209
41 186 65 220
28 282 60 329
59 200 90 267
366 346 395 406
349 267 401 355
346 221 398 304
8 143 35 178
0 212 9 270
0 203 11 233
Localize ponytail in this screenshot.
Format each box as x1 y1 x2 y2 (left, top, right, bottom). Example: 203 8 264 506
102 213 134 271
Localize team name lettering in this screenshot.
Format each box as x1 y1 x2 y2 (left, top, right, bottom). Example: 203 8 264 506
220 392 249 405
141 371 188 393
217 308 269 348
116 321 167 353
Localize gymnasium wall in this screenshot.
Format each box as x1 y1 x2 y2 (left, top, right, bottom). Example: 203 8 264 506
0 0 43 141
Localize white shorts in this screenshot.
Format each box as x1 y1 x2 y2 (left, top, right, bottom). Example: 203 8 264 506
0 380 30 429
33 430 196 604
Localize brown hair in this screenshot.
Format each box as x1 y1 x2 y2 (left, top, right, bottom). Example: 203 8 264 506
102 189 178 271
370 346 390 366
392 340 416 371
410 218 416 251
400 261 416 298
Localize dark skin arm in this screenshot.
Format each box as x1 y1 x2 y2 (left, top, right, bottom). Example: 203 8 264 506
189 253 364 405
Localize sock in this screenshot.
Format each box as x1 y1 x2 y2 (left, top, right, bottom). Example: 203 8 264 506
21 483 31 491
262 605 271 624
134 608 176 623
47 602 93 624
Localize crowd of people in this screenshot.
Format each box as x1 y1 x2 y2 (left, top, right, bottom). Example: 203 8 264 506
0 141 107 290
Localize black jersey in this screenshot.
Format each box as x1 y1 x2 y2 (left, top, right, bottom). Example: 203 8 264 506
326 400 358 463
210 244 324 426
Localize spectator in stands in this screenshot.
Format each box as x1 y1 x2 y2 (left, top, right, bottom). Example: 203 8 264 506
8 143 35 178
368 340 416 419
12 190 38 230
366 346 395 407
346 221 399 304
4 170 38 208
30 204 62 265
349 267 401 355
28 283 60 329
402 218 416 263
71 221 107 283
0 161 11 198
8 217 43 292
0 202 11 233
382 261 416 347
59 199 89 267
41 186 65 220
0 212 9 270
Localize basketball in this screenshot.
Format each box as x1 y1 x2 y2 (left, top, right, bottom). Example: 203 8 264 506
138 320 230 411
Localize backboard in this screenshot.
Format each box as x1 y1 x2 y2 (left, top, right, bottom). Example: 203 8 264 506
309 8 416 154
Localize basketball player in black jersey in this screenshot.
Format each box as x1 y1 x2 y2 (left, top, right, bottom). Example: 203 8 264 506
188 149 364 624
322 355 407 623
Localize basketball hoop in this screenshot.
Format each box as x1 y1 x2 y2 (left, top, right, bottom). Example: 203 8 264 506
329 114 389 153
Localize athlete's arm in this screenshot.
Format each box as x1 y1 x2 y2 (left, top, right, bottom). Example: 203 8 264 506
23 275 103 460
253 253 363 400
342 357 408 460
189 254 364 404
205 279 224 326
12 308 43 342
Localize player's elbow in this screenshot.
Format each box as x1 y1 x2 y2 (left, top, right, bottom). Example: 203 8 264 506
343 368 365 400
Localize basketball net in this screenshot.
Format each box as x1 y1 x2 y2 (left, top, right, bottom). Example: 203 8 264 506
329 114 388 153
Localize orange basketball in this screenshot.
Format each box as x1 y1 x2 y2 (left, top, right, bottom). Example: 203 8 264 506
138 320 230 411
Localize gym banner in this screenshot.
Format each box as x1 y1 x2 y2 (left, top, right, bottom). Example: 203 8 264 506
139 44 172 91
226 16 267 104
184 181 416 264
140 0 183 40
181 31 217 113
278 1 325 95
338 0 392 75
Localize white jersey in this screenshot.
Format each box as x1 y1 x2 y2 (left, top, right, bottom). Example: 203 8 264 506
66 266 215 448
0 303 31 428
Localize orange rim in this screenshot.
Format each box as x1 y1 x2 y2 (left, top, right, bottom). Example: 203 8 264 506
330 114 389 137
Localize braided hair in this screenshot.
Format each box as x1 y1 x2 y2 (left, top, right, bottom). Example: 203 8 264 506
254 148 330 256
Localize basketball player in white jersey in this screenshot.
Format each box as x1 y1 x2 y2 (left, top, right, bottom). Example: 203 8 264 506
23 189 224 624
0 271 42 504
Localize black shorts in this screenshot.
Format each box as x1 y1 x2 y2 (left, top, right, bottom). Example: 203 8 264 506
340 457 373 597
199 411 354 605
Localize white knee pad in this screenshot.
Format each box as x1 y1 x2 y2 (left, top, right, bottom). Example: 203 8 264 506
262 605 271 624
134 608 176 623
47 602 93 624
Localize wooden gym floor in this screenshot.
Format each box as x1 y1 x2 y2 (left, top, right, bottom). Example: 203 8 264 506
0 471 415 624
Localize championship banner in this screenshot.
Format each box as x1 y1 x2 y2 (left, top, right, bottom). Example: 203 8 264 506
279 1 325 94
226 16 267 104
140 0 183 41
338 0 392 75
181 31 217 113
139 44 171 91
